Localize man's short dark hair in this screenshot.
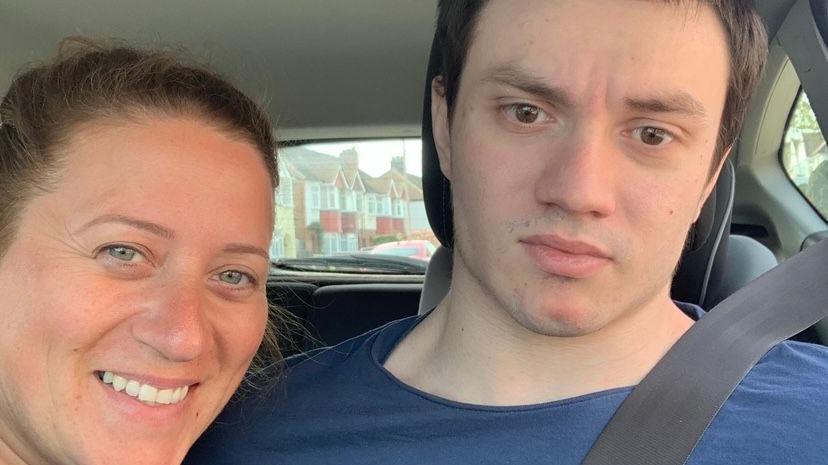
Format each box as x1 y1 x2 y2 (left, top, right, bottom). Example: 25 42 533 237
435 0 768 165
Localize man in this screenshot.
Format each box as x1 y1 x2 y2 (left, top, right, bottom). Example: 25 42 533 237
186 1 828 463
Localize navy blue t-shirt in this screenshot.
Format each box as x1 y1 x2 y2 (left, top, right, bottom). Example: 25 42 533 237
185 303 828 464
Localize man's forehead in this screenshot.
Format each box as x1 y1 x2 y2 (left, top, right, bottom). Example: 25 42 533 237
469 0 725 55
463 0 730 111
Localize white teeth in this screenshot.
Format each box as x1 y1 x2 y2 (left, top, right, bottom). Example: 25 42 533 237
112 375 127 392
99 371 191 406
156 389 173 405
171 387 182 404
125 380 141 397
138 384 158 403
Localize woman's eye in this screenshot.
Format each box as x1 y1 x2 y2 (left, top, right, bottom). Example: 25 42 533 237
633 127 674 146
96 244 152 277
218 270 253 286
505 103 551 125
104 245 142 262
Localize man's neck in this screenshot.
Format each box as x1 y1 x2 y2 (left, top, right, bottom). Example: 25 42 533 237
384 274 694 406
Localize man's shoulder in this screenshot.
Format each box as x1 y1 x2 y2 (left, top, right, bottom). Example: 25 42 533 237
283 314 419 377
230 314 420 412
692 341 828 463
751 340 828 382
731 340 828 406
183 315 420 465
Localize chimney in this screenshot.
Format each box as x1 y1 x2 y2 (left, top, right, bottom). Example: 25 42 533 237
390 155 406 172
340 148 359 170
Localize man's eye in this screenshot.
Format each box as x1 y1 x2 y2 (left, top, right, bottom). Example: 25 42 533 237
633 127 674 146
218 270 253 286
505 103 550 125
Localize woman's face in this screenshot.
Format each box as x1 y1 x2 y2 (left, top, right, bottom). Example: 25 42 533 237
0 116 274 465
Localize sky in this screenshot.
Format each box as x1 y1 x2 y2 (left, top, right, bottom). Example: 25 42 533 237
305 138 423 177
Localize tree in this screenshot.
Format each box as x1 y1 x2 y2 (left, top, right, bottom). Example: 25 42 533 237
790 93 821 134
307 222 323 254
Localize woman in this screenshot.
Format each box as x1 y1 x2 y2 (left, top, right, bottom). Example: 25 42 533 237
0 38 280 465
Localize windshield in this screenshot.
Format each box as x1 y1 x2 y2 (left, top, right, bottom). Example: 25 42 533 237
270 139 438 274
374 247 419 257
273 253 427 275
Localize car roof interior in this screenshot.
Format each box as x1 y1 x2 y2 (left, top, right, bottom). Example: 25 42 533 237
2 0 825 354
0 0 438 141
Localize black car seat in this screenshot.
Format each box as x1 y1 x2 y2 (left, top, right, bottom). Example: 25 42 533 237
418 35 778 314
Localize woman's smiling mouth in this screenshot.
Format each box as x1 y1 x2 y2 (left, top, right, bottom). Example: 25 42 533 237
96 371 194 406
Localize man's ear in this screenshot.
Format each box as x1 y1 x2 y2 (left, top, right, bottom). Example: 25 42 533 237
693 146 732 222
431 76 452 181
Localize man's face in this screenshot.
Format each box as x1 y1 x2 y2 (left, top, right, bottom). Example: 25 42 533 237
432 0 731 336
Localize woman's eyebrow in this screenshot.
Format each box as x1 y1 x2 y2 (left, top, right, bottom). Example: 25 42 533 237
76 214 176 239
222 243 270 261
76 216 268 259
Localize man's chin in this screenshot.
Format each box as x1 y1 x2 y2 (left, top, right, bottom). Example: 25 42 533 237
506 299 607 338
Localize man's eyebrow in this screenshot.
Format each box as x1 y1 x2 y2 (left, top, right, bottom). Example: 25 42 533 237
624 91 708 119
223 243 270 261
480 64 575 109
77 214 175 239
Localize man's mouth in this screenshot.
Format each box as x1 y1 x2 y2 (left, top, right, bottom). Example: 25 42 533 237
521 234 611 259
95 371 193 406
520 234 612 279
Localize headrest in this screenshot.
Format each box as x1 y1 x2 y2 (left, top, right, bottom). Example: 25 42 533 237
421 32 734 307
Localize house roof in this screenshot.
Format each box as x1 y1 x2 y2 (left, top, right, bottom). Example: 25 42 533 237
280 146 423 199
379 167 424 200
342 168 369 192
363 177 396 196
278 158 305 181
280 147 344 184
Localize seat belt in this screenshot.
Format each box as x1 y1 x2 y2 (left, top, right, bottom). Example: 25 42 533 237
581 237 828 465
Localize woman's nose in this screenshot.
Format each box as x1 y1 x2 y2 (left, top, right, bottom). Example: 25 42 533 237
131 282 213 363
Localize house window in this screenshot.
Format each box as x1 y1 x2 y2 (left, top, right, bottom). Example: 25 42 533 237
355 192 364 212
270 229 285 259
276 176 293 207
341 191 356 212
367 195 377 215
306 208 320 225
322 186 340 210
393 199 405 217
380 197 392 216
322 233 341 255
308 184 321 209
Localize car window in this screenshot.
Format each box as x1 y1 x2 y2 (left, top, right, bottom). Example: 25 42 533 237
270 139 438 274
782 91 828 220
374 247 419 257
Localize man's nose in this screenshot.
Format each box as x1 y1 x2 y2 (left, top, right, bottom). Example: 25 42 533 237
132 281 212 363
534 126 618 218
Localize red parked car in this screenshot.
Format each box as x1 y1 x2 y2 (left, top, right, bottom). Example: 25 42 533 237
369 240 436 262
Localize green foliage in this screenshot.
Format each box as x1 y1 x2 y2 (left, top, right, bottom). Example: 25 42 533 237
791 93 821 133
372 235 399 246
